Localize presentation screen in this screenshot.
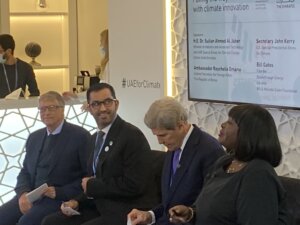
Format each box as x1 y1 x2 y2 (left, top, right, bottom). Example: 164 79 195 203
187 0 300 109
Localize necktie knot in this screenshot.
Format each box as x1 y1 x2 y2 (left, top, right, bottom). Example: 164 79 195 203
98 130 105 138
95 131 105 149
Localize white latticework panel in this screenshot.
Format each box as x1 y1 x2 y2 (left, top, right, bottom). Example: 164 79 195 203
171 0 300 177
0 105 96 205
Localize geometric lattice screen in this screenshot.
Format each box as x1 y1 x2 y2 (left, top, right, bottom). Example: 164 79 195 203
0 104 96 205
171 0 300 178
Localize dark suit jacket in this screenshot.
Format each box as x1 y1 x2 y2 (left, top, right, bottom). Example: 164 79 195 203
15 121 90 201
153 125 225 225
77 116 159 224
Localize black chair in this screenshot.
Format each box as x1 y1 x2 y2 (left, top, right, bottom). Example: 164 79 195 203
279 176 300 225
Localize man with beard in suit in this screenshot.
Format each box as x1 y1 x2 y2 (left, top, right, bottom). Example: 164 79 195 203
42 83 159 225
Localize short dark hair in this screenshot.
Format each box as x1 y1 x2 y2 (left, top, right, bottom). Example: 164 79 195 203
229 104 282 167
86 83 116 102
0 34 15 52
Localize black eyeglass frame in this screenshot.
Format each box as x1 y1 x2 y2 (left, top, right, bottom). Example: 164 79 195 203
89 98 117 109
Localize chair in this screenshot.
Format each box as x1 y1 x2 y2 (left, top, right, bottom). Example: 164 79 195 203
279 176 300 225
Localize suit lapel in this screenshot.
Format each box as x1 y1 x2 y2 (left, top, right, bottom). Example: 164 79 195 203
97 116 123 172
32 130 47 171
166 126 202 201
88 133 97 175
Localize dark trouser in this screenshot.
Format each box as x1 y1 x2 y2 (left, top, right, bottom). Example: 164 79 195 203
0 196 61 225
42 201 127 225
42 209 100 225
42 200 100 225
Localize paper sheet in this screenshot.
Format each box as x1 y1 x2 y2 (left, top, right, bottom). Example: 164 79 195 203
4 88 22 100
25 183 48 203
127 218 132 225
61 204 81 215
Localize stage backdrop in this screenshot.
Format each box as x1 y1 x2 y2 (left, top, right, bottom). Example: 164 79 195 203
108 0 165 150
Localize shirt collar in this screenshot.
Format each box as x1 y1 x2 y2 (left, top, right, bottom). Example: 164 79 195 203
47 120 64 135
180 124 194 150
97 115 117 137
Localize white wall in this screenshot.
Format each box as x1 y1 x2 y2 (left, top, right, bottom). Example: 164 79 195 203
77 0 108 77
108 0 165 150
0 0 9 33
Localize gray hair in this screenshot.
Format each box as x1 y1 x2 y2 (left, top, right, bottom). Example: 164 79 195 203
144 97 188 130
39 91 65 107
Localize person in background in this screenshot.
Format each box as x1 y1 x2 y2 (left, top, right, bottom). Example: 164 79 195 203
0 91 90 225
42 83 159 225
128 97 224 225
169 104 290 225
62 29 109 108
99 29 109 82
0 34 40 98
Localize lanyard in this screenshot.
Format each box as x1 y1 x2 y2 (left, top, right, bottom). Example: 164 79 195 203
1 60 18 93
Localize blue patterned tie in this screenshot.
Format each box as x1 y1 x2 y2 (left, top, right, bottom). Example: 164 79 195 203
172 148 181 175
93 131 105 175
170 148 181 186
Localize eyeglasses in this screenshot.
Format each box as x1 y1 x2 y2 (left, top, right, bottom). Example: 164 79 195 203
89 98 116 109
38 105 63 113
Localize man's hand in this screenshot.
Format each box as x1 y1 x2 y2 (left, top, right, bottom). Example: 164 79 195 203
60 200 79 217
127 209 152 225
18 193 32 214
43 186 56 199
168 205 193 224
81 177 93 193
